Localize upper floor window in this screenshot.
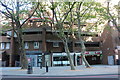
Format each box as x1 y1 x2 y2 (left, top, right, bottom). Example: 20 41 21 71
34 42 39 49
6 43 10 49
75 43 81 47
53 42 59 47
0 43 5 49
85 42 100 47
24 42 29 49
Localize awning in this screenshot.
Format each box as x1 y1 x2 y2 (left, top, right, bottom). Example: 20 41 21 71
26 51 42 55
53 53 75 57
46 40 62 42
84 51 102 55
53 51 102 57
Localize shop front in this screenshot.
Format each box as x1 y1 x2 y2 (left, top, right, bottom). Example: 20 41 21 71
26 51 42 67
52 51 102 66
52 53 75 66
84 51 102 65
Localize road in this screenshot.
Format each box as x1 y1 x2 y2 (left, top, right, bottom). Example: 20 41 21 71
1 74 120 78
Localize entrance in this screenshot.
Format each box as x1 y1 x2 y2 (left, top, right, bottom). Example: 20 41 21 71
108 56 114 65
86 55 101 65
37 55 42 67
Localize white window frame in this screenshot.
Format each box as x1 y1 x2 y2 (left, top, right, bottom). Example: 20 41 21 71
24 42 29 49
34 42 39 49
53 42 59 47
6 43 10 49
0 43 5 49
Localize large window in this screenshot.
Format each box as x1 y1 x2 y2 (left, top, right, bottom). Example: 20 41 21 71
24 42 29 49
53 56 69 66
34 42 39 49
6 43 10 49
53 42 59 47
0 43 5 49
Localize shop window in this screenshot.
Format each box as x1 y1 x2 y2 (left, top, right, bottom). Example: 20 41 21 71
6 43 10 49
53 42 59 47
24 42 29 49
34 42 39 49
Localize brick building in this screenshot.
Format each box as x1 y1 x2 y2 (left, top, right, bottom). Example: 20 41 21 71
0 18 103 67
100 22 120 65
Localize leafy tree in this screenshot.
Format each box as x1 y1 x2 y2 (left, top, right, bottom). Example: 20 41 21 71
0 0 39 69
50 2 76 70
34 1 110 69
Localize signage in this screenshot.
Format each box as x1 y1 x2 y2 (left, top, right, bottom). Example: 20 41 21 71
53 51 102 57
84 51 102 55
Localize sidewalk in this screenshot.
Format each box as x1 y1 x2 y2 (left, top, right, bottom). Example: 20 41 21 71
1 65 119 76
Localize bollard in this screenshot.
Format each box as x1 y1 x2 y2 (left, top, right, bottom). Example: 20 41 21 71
46 65 48 72
46 62 48 72
40 62 42 69
27 63 33 74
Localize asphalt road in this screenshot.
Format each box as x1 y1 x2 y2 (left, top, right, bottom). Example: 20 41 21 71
1 74 120 79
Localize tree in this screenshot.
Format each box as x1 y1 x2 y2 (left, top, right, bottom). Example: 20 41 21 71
34 2 76 70
35 1 108 69
50 2 76 70
107 0 119 32
0 0 39 69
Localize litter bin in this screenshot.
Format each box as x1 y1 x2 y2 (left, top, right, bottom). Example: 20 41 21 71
27 63 33 74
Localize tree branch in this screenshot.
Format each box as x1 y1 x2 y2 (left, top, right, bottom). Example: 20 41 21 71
20 2 40 28
62 2 76 23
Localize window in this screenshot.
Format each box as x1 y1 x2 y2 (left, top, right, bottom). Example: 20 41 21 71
6 43 10 49
34 42 39 49
85 42 100 47
24 42 29 49
53 42 59 47
75 43 81 47
0 43 5 49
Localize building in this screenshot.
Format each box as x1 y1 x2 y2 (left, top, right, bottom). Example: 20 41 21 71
100 21 120 65
0 18 102 67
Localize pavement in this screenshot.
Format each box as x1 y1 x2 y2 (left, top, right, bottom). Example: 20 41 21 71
0 65 119 77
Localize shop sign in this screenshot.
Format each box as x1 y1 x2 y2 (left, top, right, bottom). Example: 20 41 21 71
84 51 102 55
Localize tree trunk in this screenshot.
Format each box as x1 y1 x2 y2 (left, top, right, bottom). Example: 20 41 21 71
20 41 28 69
18 28 28 69
76 4 91 68
64 40 75 70
77 25 91 68
80 40 91 68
